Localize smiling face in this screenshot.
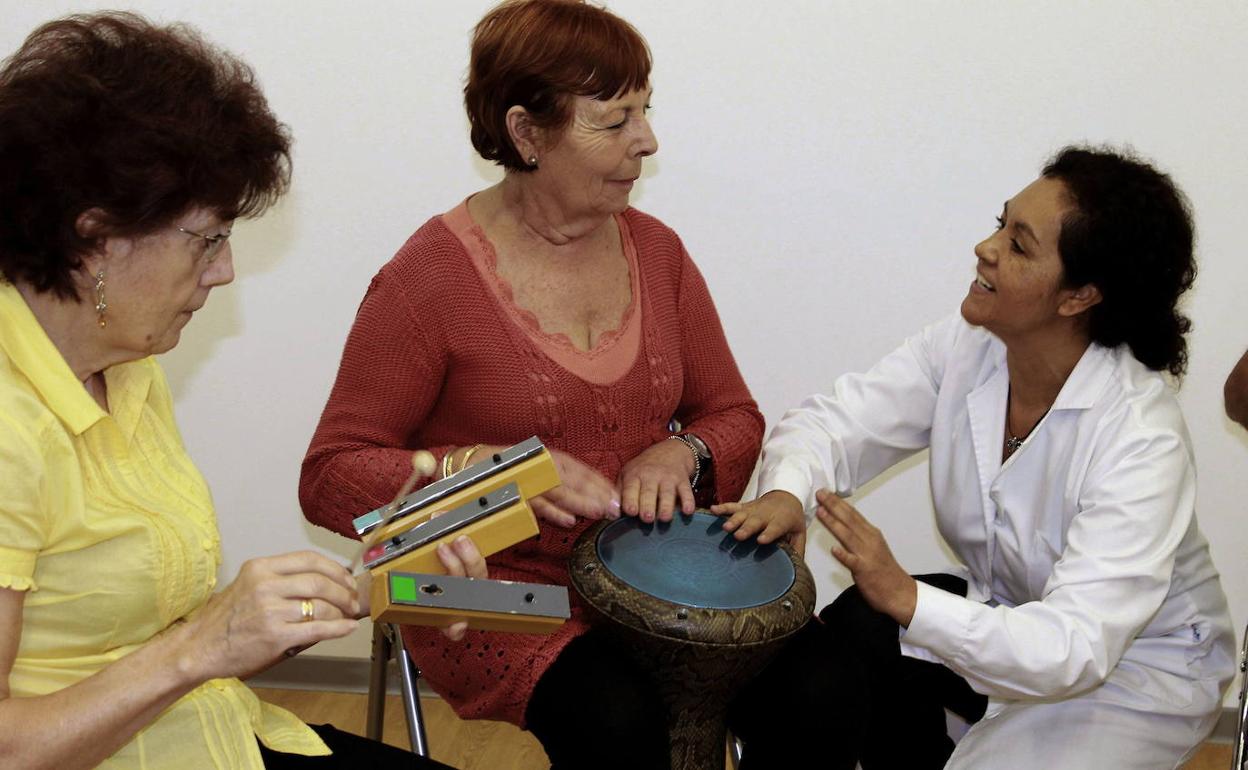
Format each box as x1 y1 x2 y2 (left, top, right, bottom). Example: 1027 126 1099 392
960 176 1093 340
91 208 235 357
526 87 658 221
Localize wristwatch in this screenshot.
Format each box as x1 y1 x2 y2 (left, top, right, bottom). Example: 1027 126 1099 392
683 432 712 462
668 432 712 489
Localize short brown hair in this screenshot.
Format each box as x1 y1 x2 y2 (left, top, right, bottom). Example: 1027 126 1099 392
0 12 291 299
465 0 651 172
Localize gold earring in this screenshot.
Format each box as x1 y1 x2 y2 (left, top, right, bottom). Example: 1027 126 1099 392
94 270 107 328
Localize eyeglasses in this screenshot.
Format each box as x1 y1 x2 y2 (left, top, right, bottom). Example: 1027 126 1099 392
178 226 232 262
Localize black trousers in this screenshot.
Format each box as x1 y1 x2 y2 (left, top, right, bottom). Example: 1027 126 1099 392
525 629 671 770
259 722 454 769
726 574 988 770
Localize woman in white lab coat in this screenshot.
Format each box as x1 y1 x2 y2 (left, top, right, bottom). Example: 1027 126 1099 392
719 146 1235 770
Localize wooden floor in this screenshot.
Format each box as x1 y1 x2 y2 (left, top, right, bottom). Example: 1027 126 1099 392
254 687 1233 769
255 687 550 769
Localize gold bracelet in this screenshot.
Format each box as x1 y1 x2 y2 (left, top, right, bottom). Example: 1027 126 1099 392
441 448 457 480
458 443 484 474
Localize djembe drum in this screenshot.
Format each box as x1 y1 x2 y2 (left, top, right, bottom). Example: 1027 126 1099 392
569 511 816 770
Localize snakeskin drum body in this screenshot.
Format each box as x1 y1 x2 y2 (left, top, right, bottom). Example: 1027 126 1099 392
569 511 816 770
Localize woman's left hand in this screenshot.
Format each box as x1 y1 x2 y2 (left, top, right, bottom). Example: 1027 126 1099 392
435 535 487 641
816 489 918 627
617 439 696 523
354 535 486 642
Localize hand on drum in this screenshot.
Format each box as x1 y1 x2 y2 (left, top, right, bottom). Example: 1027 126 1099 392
711 490 807 555
180 551 360 681
532 449 620 528
617 438 697 523
815 489 917 627
455 445 619 528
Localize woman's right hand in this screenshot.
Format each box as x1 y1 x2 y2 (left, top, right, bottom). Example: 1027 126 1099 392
178 551 360 681
454 445 619 528
532 449 620 527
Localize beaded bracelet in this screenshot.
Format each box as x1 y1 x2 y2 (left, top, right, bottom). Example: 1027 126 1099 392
666 434 702 490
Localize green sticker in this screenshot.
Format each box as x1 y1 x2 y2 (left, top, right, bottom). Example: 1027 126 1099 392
390 574 418 603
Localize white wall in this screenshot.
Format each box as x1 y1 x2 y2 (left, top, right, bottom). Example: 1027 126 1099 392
3 2 1244 702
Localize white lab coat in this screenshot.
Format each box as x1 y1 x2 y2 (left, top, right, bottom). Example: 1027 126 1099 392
759 315 1234 769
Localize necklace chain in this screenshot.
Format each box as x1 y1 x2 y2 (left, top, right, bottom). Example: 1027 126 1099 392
1004 434 1026 458
1005 386 1047 460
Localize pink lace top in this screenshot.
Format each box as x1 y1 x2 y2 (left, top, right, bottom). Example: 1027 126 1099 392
441 200 642 386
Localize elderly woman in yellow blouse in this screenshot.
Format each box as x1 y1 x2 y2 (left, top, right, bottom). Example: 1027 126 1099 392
0 13 473 770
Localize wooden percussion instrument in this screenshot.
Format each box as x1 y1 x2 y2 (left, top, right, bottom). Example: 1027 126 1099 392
356 437 571 633
569 511 816 770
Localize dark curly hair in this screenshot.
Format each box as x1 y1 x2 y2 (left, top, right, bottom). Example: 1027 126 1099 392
465 0 651 173
0 12 292 300
1043 146 1196 378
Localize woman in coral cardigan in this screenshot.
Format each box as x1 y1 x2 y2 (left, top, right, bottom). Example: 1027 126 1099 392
298 2 763 768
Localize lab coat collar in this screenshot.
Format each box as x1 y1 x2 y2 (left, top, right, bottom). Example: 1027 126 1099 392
969 337 1116 421
1050 342 1115 411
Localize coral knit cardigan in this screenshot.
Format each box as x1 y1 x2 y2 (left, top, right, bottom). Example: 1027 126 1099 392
299 204 764 726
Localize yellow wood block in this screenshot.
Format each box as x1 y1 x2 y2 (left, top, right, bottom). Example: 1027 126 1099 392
373 598 567 634
367 499 539 578
373 450 558 543
371 570 568 635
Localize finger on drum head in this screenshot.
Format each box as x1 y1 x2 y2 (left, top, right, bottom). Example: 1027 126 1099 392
732 518 761 541
620 477 640 516
677 482 695 514
656 488 678 521
757 522 784 544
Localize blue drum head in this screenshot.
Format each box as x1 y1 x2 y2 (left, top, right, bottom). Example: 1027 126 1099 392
595 511 796 610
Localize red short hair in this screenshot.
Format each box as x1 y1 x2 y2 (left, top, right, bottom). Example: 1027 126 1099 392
465 0 651 172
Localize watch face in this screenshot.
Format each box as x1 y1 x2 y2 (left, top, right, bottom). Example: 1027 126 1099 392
686 433 712 460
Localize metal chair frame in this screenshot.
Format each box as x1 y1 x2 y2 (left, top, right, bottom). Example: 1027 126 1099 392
366 622 430 758
1233 621 1247 770
728 734 744 768
364 621 754 769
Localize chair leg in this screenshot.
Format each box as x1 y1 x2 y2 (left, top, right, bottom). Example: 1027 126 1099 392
728 732 744 770
392 624 431 758
1232 625 1247 770
365 622 391 741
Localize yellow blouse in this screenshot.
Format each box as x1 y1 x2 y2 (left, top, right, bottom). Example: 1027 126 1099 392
0 282 328 768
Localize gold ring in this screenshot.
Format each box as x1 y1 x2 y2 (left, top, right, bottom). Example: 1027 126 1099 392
300 599 315 622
